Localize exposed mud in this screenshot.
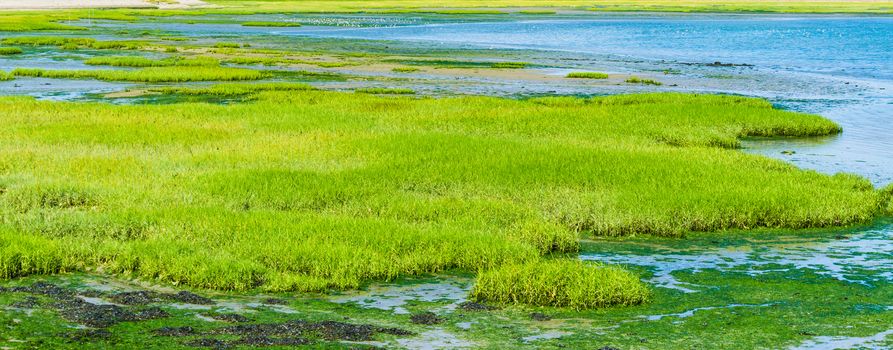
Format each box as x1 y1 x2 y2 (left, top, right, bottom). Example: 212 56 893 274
457 301 498 311
410 312 443 325
110 290 214 306
3 281 415 348
530 312 552 321
204 313 251 323
156 319 412 348
5 282 173 328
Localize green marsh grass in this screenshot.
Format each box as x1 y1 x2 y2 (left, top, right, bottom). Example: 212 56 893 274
567 72 609 79
519 10 557 14
626 76 663 85
153 82 315 96
0 15 85 32
471 260 651 309
12 67 267 83
0 71 13 81
1 36 146 50
492 61 530 69
355 87 415 94
0 91 884 305
0 47 23 55
224 56 352 68
84 55 220 67
215 42 243 49
392 67 421 73
241 21 302 27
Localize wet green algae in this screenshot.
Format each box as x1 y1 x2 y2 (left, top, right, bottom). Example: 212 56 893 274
1 246 892 349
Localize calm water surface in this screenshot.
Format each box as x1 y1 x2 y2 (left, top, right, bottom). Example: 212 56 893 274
288 15 893 186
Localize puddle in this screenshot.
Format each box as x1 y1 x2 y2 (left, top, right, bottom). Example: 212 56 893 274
395 329 474 349
642 303 775 321
792 328 893 350
330 278 471 314
521 330 572 343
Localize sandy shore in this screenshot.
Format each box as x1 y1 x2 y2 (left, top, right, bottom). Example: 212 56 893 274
0 0 208 10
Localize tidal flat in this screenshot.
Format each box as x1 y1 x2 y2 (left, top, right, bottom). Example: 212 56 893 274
1 1 893 349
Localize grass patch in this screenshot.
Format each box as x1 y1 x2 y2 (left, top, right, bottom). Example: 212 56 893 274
0 91 883 304
84 56 220 67
223 56 352 68
215 42 243 49
241 21 302 27
392 67 421 73
355 87 415 95
567 72 609 79
0 71 13 82
626 76 663 85
519 9 557 14
153 82 315 96
492 61 530 69
0 47 23 55
471 260 651 309
1 36 146 50
12 67 267 83
0 15 85 32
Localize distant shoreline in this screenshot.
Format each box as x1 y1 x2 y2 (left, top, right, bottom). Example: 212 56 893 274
0 0 207 10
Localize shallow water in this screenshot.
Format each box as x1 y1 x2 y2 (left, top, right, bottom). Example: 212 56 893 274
582 221 893 292
286 14 893 185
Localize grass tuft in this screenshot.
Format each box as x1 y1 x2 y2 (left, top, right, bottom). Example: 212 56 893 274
392 67 421 73
626 76 663 85
567 72 609 79
84 55 220 67
153 82 315 96
1 36 145 50
471 260 651 310
355 87 415 95
0 47 23 55
12 67 267 82
215 42 243 49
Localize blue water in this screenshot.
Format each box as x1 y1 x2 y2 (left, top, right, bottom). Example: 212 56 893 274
292 16 893 81
285 15 893 186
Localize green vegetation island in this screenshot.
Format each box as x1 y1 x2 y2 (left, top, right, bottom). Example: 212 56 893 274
1 0 893 349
